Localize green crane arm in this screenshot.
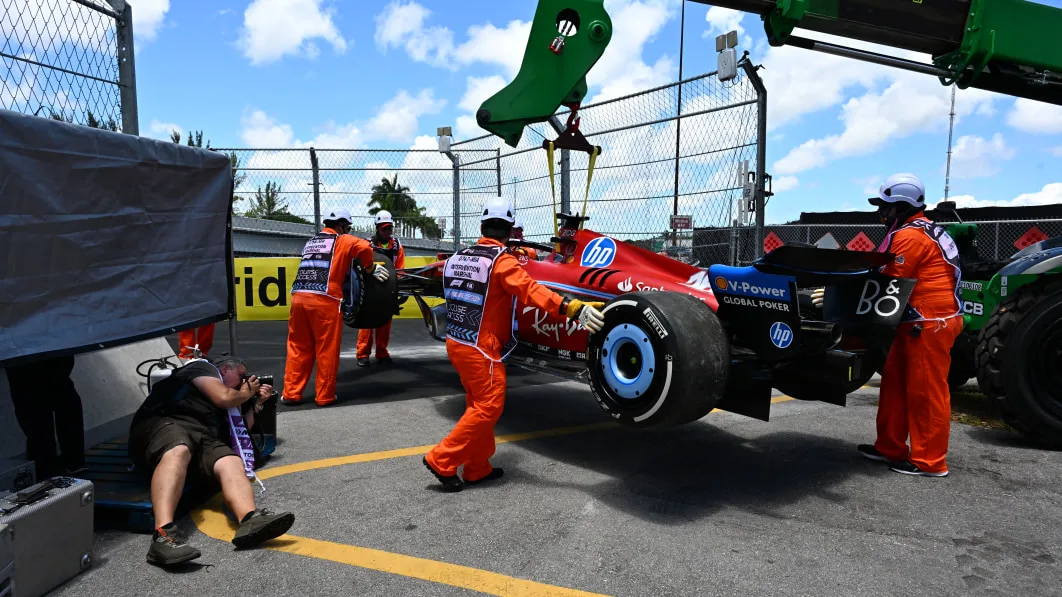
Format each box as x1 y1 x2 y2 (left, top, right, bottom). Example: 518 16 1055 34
475 0 613 149
690 0 1062 105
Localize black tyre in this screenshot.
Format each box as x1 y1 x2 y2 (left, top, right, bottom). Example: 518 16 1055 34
342 250 398 329
976 277 1062 450
947 331 978 391
586 291 729 427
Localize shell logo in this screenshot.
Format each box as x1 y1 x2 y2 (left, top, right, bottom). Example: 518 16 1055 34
715 276 728 290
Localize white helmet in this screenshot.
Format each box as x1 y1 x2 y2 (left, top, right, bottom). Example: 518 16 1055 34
480 197 516 223
870 173 926 208
375 210 394 226
513 218 524 230
324 207 352 225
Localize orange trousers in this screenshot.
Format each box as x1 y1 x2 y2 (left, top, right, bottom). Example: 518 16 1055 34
356 322 392 359
283 294 343 406
875 316 963 473
425 341 506 482
178 323 215 359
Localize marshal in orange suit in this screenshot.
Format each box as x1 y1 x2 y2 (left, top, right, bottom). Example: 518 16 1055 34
281 208 386 407
356 210 405 366
422 198 606 492
863 173 964 477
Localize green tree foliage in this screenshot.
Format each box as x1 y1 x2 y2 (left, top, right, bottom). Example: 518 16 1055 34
245 181 313 225
367 174 442 240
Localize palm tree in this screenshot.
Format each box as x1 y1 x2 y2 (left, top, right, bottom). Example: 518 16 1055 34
369 174 430 237
245 181 312 225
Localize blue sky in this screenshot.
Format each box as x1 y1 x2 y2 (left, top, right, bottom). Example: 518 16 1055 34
127 0 1062 226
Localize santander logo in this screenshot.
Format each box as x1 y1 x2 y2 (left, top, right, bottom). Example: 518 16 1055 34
617 277 633 292
615 277 666 293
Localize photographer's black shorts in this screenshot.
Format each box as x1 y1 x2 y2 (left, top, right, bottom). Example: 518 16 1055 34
129 416 236 480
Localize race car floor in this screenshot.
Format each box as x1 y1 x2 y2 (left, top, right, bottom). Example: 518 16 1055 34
53 320 1062 597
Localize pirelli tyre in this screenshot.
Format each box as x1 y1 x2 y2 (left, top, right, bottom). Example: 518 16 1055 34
586 291 729 427
975 277 1062 450
342 250 398 330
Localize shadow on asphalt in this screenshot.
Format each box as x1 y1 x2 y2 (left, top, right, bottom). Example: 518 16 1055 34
432 386 876 525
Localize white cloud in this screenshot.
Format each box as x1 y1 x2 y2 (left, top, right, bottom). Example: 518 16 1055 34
454 75 507 138
703 6 744 38
1051 146 1062 157
374 0 455 68
148 119 182 140
585 0 678 103
855 175 882 196
238 0 347 65
296 122 363 149
772 176 799 193
133 0 171 43
773 71 997 175
241 110 295 147
453 20 533 78
949 133 1015 179
1006 98 1062 135
939 183 1062 208
365 89 446 143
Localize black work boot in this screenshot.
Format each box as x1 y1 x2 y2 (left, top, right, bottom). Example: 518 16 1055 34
147 523 202 567
465 468 504 486
357 358 370 367
857 444 888 462
423 456 463 492
232 509 296 549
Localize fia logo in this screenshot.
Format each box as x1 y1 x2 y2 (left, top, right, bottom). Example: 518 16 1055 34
580 237 617 268
769 321 793 349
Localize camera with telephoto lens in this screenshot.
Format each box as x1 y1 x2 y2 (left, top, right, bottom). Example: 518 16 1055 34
241 373 274 387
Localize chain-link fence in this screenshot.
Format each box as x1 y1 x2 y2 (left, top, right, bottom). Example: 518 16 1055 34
217 147 497 245
703 219 1062 268
451 63 765 248
2 0 137 132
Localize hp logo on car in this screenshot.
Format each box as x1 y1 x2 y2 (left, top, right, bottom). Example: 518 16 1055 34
769 322 793 349
580 237 617 268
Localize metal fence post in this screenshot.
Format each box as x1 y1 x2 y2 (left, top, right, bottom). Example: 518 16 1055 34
496 149 502 197
743 60 767 257
111 0 139 134
995 223 1000 260
548 116 572 215
452 153 462 252
309 148 321 232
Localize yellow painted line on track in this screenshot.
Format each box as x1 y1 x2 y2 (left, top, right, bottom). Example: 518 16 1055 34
192 397 804 596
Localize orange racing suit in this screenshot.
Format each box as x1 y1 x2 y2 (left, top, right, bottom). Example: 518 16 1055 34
424 237 565 482
875 213 964 473
357 236 405 360
282 227 375 406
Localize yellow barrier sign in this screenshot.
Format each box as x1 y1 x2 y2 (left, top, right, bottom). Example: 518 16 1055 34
233 257 442 322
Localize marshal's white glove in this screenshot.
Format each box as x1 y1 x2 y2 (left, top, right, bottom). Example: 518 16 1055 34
565 300 605 334
811 287 825 308
373 264 390 282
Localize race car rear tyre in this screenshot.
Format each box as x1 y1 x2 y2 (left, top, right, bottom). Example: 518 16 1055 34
975 277 1062 450
343 250 398 330
587 291 729 427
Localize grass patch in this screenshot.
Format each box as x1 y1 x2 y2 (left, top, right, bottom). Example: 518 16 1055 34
951 389 1015 432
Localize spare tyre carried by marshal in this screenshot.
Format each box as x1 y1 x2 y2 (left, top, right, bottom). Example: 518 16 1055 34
342 249 398 329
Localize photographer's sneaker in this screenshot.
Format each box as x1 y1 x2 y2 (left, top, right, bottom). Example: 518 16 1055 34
232 509 295 548
889 461 949 477
147 524 201 567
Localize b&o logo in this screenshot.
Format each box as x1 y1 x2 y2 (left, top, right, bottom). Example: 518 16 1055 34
769 321 793 349
580 237 617 268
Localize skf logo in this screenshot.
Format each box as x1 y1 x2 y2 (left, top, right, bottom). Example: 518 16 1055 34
715 277 728 291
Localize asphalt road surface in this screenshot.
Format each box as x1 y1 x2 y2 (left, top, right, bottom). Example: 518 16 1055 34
53 320 1062 597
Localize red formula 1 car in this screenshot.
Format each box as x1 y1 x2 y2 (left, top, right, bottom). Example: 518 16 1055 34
383 213 916 428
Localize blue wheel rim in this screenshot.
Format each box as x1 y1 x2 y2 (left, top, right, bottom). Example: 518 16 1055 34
600 324 655 400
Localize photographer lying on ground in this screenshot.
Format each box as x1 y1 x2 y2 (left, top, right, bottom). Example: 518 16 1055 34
128 357 295 567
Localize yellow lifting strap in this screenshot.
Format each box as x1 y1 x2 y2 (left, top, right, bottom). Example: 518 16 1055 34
547 140 558 236
580 146 600 220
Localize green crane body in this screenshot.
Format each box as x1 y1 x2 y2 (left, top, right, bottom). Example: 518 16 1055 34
478 0 1061 150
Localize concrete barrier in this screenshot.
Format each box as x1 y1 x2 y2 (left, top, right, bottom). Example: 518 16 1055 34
0 337 176 460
